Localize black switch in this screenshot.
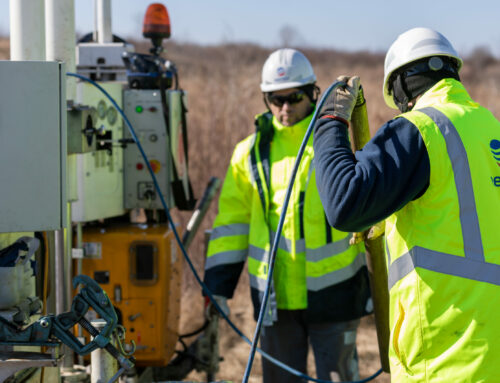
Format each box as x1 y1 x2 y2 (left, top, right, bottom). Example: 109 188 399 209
94 271 110 284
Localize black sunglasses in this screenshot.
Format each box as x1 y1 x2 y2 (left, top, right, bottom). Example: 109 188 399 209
267 90 306 107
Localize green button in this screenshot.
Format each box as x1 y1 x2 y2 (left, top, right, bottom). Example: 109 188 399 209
135 106 143 113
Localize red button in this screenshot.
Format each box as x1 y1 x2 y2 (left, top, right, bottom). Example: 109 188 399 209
136 163 144 170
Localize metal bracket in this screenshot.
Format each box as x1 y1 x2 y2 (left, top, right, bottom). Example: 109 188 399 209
0 350 60 383
0 275 135 375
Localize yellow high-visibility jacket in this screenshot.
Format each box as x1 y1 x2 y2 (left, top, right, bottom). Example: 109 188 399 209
204 111 371 324
386 79 500 381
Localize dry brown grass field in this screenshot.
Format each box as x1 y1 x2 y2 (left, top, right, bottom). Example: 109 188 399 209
2 38 500 383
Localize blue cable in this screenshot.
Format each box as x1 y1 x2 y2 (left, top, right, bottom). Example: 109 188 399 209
66 72 383 383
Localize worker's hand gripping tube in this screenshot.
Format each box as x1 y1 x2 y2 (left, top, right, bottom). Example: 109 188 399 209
318 76 360 124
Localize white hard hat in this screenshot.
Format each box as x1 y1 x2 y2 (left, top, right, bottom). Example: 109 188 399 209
260 48 316 92
383 27 463 109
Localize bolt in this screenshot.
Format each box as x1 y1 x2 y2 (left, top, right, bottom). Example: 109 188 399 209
39 318 49 328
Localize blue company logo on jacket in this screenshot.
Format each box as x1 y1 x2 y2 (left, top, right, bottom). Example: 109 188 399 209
491 139 500 187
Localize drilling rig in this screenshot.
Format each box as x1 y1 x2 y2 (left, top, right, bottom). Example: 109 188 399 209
0 1 222 382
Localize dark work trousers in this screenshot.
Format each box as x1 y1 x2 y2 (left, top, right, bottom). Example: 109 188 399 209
260 309 360 383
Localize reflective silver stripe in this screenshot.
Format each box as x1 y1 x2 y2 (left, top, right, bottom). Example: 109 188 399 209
249 274 267 292
385 239 391 265
210 223 250 241
306 252 366 291
249 238 305 264
248 245 268 263
388 108 487 288
306 158 315 187
270 231 305 253
247 154 255 184
247 134 258 185
296 238 306 253
205 249 247 270
306 236 351 262
419 107 484 261
388 246 500 290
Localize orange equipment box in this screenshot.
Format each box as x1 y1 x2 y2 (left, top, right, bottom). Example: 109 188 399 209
81 224 182 366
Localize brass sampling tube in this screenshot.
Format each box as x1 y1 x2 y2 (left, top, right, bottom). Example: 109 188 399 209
350 91 390 373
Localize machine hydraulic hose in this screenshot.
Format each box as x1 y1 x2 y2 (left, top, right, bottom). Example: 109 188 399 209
66 73 383 383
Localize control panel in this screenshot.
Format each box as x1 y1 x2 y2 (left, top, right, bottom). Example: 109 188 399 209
123 89 185 210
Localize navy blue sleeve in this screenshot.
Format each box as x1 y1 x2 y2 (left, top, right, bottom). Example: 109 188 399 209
313 116 430 232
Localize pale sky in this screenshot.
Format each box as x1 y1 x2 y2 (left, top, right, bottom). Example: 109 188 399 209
1 0 500 56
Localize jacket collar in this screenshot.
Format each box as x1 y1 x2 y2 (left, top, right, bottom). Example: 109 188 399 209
414 78 478 110
271 112 314 136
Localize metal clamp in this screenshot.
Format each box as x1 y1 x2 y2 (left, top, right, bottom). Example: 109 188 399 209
0 275 135 374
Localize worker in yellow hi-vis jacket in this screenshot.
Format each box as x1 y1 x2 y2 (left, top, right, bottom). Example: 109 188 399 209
203 48 372 383
313 28 500 382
